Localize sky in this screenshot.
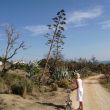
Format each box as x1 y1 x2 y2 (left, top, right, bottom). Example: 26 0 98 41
0 0 110 62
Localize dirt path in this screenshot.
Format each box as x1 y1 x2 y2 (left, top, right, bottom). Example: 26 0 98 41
71 74 110 110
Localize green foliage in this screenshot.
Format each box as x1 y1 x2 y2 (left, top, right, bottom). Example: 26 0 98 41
40 56 100 81
13 63 27 70
52 67 70 80
26 61 40 78
12 60 41 79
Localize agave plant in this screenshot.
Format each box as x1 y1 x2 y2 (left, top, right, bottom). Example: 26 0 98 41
52 67 72 80
27 60 40 78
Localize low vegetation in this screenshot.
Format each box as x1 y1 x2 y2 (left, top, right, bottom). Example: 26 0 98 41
0 55 102 97
99 64 110 91
100 78 110 92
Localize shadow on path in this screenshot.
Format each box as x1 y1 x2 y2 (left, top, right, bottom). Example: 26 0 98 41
37 102 65 110
84 82 98 84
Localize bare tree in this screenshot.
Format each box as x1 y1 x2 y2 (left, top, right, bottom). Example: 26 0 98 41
42 9 66 79
1 25 25 76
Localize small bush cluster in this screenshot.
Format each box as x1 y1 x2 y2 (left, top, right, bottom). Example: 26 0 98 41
56 79 73 89
0 73 33 96
11 83 24 95
11 78 33 96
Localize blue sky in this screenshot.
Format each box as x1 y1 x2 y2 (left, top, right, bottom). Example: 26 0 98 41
0 0 110 61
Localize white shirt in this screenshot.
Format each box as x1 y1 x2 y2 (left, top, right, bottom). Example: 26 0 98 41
77 78 83 91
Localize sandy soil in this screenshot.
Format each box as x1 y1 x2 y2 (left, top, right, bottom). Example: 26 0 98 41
0 88 66 110
0 74 110 110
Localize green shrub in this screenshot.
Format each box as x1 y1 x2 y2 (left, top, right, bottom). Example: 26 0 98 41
11 77 33 96
11 83 24 95
11 77 25 96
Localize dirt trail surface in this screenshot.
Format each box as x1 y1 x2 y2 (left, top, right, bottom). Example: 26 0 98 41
71 74 110 110
0 74 110 110
0 88 66 110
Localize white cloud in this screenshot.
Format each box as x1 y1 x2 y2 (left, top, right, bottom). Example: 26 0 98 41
73 23 88 28
100 20 110 29
67 6 103 27
24 7 103 35
24 25 49 36
0 23 9 27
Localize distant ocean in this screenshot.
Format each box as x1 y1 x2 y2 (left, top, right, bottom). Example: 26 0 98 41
99 61 110 64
